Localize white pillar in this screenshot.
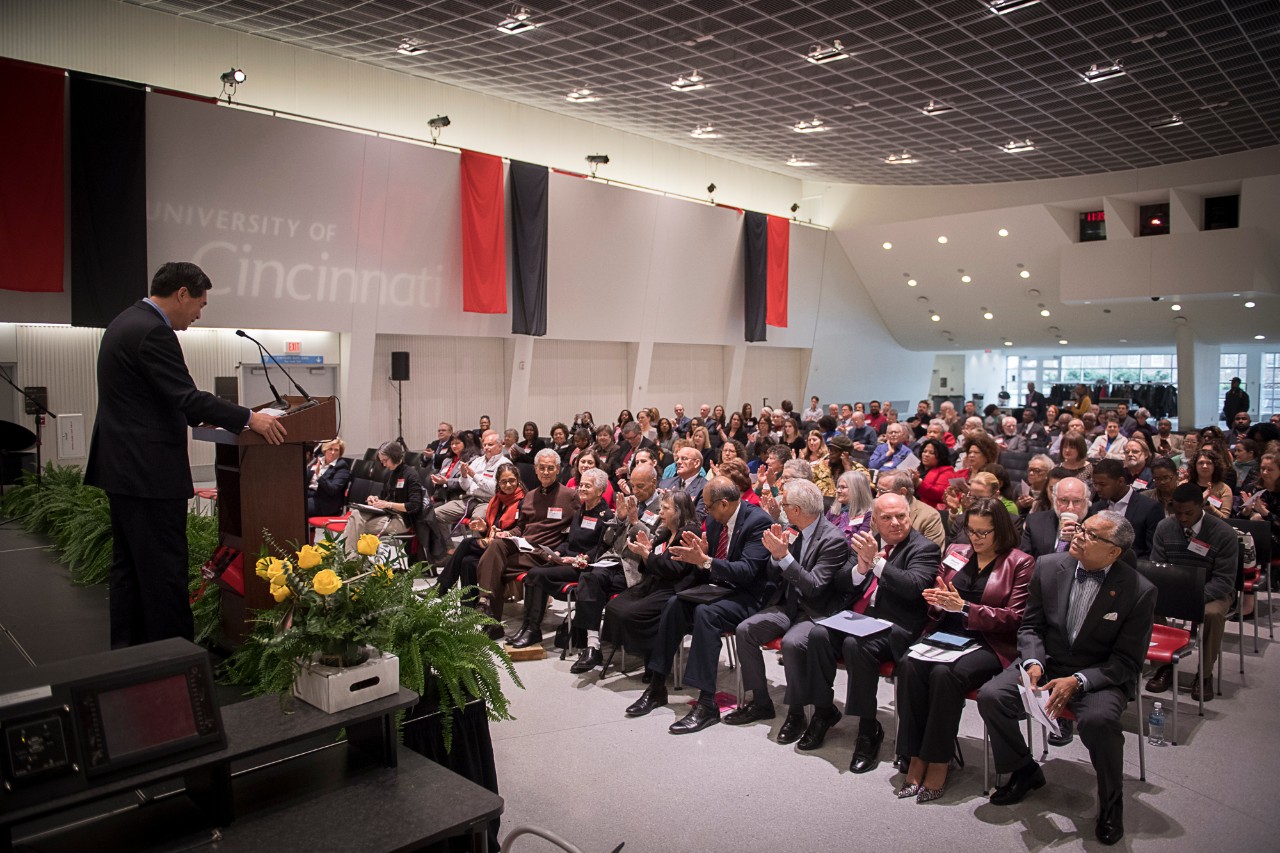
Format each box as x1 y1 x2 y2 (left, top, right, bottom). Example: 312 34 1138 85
1175 323 1221 428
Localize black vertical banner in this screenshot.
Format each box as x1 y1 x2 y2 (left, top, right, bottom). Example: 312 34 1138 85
743 211 768 342
70 74 148 328
509 160 548 336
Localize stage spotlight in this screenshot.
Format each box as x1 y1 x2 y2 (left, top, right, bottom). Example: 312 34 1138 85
586 153 610 176
428 115 451 143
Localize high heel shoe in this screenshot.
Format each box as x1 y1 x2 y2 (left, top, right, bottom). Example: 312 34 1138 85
895 782 922 799
916 785 946 804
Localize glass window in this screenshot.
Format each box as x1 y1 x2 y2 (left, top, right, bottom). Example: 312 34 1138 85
1263 353 1280 419
1219 353 1247 416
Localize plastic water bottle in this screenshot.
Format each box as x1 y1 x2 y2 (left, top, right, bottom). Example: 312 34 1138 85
1147 702 1166 746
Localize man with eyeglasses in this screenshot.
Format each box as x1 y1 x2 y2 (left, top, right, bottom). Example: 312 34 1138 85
422 421 453 472
1020 476 1089 559
979 510 1154 846
1145 483 1238 702
430 429 509 556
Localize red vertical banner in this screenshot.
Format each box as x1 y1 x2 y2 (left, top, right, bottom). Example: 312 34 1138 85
460 149 507 314
765 214 789 328
0 59 65 293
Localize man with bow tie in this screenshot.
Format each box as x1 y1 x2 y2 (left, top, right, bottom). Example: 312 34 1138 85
722 479 852 734
790 493 939 766
978 510 1155 846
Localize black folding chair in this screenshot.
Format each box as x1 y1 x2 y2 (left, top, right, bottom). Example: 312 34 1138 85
1135 559 1206 744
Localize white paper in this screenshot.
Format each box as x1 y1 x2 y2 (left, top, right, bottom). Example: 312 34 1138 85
1241 491 1261 510
906 642 979 664
511 537 536 553
897 452 920 471
588 558 621 568
1018 666 1061 737
259 407 288 417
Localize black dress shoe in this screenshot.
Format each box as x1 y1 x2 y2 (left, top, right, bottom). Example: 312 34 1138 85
569 646 603 674
1048 719 1074 747
625 685 668 717
1095 801 1124 846
723 700 776 726
641 670 653 684
848 721 884 773
508 627 542 649
483 624 506 641
669 703 721 735
776 710 808 745
989 762 1046 806
1145 664 1172 693
796 707 842 751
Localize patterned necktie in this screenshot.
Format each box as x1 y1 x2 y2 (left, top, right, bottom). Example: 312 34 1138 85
714 527 729 559
1075 566 1102 584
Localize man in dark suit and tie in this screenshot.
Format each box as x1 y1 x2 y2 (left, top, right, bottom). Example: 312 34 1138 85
978 510 1155 846
794 493 940 768
660 446 708 520
84 262 286 648
723 479 853 732
612 421 657 484
625 477 772 734
1020 475 1089 558
1024 381 1048 422
1088 459 1165 559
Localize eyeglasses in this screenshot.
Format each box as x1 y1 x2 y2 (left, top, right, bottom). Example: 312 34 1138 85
1074 527 1120 547
967 527 995 539
498 478 519 486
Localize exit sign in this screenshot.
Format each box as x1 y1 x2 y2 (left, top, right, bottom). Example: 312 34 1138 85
285 341 301 353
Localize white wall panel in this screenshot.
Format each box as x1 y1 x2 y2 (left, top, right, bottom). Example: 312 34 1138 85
526 340 629 431
368 335 506 452
10 326 102 470
646 344 726 414
740 347 805 411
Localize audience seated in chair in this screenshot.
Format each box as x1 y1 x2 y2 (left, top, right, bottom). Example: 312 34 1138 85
1088 459 1164 559
428 430 509 561
341 440 423 554
1019 474 1089 559
305 437 350 518
879 470 946 550
435 462 523 602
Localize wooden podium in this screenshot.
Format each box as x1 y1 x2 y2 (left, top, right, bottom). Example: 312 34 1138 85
194 396 338 646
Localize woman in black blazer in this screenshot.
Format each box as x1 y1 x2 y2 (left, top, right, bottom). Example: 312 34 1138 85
305 437 351 517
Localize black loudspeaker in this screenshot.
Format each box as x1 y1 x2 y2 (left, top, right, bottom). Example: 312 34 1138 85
391 351 410 382
214 376 238 405
23 387 48 416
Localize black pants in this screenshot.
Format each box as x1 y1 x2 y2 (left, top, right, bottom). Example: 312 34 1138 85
436 538 483 601
601 584 676 656
575 565 627 630
978 662 1129 811
522 562 579 626
108 493 190 648
648 592 757 695
804 623 915 718
895 646 1002 764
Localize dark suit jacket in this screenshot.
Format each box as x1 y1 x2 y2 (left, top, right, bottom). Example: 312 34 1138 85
1018 551 1156 698
305 457 351 516
696 501 773 605
930 545 1035 667
660 473 708 522
1150 512 1238 603
841 528 940 636
85 300 251 499
1024 392 1048 422
769 515 854 620
1019 510 1067 559
1088 490 1165 559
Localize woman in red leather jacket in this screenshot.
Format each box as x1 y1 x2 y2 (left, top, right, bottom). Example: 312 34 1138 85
893 498 1035 803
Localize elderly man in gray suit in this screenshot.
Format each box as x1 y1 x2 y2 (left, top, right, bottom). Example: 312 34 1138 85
724 478 853 730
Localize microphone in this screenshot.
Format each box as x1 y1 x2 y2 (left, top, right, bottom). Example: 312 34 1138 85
236 330 318 411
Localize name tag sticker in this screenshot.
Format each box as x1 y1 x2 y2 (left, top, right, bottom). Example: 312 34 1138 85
642 511 658 525
1206 495 1223 509
482 470 494 479
396 479 405 488
547 507 564 520
581 517 597 530
850 514 865 527
655 543 666 555
1188 537 1211 557
1132 479 1148 490
944 551 967 570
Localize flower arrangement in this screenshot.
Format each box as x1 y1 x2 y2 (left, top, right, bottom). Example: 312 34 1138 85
227 531 521 746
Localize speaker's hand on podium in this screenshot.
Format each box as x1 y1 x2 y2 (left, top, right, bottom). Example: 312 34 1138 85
248 410 287 445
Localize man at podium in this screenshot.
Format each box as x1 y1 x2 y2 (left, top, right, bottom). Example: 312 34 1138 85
85 262 286 649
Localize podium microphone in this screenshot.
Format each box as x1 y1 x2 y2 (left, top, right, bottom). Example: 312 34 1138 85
235 330 318 411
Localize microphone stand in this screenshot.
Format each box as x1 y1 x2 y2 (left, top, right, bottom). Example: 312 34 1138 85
236 330 319 412
392 378 405 447
0 365 56 494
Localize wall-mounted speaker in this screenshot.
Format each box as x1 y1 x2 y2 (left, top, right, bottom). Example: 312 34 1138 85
391 351 410 382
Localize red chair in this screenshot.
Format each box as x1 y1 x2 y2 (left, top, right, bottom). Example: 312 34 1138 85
1040 677 1147 782
192 486 218 515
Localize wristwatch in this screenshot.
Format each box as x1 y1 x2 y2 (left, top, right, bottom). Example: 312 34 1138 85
960 602 971 618
1072 673 1086 693
701 556 713 570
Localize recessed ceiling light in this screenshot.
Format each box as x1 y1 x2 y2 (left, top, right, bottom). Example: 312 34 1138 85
1171 303 1182 311
882 242 893 250
1150 114 1183 129
937 236 948 244
884 152 918 164
785 155 816 167
983 310 994 320
907 279 918 287
1119 339 1128 343
1245 301 1256 308
1028 289 1041 298
690 124 722 139
931 313 941 322
1082 61 1126 83
1256 335 1266 340
1019 270 1031 278
921 101 954 116
496 7 538 34
397 38 427 55
1040 309 1051 317
805 40 849 64
1003 340 1014 346
1059 339 1069 345
1002 139 1035 153
986 0 1041 14
793 116 829 133
961 275 972 283
670 71 707 92
1232 293 1241 296
566 87 599 103
998 228 1009 237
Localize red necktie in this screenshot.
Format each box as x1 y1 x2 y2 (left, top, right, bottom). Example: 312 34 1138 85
714 527 729 559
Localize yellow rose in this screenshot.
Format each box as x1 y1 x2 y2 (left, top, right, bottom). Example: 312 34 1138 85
312 569 343 596
356 534 380 557
375 563 394 580
255 555 273 579
315 538 335 553
271 583 292 602
266 558 288 581
297 545 323 570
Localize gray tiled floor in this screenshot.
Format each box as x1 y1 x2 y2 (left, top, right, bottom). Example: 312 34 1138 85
489 599 1279 852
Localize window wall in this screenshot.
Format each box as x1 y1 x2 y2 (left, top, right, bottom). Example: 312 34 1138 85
1262 353 1280 418
1005 353 1178 408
